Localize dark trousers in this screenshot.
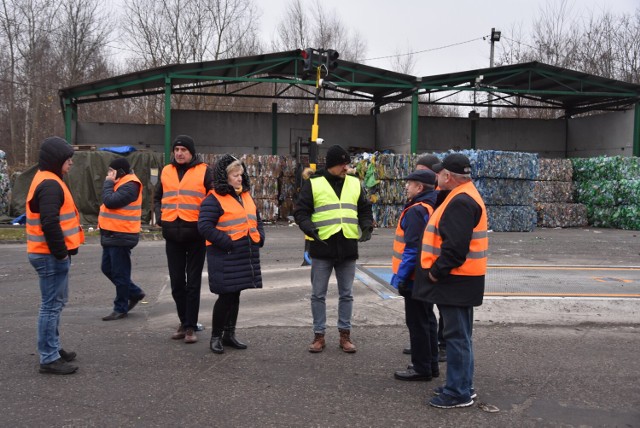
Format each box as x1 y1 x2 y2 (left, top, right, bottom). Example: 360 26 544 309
166 239 205 330
402 290 438 375
437 306 446 349
101 246 143 314
212 291 241 335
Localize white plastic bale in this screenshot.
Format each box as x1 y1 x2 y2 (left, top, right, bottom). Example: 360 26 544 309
537 158 573 182
533 181 574 203
535 203 588 228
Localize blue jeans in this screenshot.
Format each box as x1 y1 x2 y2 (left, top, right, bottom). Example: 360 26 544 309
28 253 71 365
101 246 144 313
310 258 355 333
439 305 475 401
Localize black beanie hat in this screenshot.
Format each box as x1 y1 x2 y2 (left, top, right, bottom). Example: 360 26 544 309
325 145 350 169
172 135 196 156
109 157 131 174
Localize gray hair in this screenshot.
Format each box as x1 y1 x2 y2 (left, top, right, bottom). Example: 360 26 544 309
446 170 472 184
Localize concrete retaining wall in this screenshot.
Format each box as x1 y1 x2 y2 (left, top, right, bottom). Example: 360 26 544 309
75 107 636 158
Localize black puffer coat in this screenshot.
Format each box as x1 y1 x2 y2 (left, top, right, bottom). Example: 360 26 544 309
197 154 264 294
28 137 77 259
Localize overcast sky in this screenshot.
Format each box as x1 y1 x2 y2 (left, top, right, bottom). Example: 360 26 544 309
258 0 639 76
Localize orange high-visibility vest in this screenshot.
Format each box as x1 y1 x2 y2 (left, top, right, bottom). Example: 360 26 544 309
98 174 142 233
391 202 434 279
160 163 207 222
421 181 488 276
26 171 84 254
206 190 260 246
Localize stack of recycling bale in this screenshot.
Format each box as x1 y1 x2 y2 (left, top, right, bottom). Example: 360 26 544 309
571 156 640 230
202 154 292 222
463 150 538 232
277 156 298 220
353 150 538 231
534 158 588 228
353 153 414 228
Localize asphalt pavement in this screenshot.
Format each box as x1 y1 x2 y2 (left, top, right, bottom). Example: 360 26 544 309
0 225 639 427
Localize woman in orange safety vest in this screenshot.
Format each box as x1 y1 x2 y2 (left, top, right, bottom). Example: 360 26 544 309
198 154 264 355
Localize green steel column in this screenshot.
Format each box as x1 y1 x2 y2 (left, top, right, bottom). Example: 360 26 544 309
634 102 640 157
64 99 77 144
164 77 172 165
272 103 278 155
411 92 419 154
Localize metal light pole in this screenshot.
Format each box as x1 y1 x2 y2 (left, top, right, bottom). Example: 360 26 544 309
488 27 501 118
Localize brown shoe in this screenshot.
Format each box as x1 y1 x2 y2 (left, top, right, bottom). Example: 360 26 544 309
339 329 357 353
308 333 326 353
171 324 186 340
184 328 198 344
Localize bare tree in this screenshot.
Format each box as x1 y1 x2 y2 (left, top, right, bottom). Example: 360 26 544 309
271 0 369 115
55 0 112 86
495 0 640 118
19 0 61 162
272 0 367 62
0 0 22 163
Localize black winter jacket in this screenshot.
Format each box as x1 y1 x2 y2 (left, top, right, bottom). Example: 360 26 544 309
28 138 77 259
100 176 141 248
197 154 264 294
412 192 485 307
153 155 213 242
293 170 373 261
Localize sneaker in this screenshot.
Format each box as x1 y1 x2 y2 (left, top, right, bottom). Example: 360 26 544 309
59 348 76 362
39 358 78 375
429 393 474 409
433 385 477 400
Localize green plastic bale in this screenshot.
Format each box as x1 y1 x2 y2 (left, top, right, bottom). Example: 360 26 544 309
573 180 617 206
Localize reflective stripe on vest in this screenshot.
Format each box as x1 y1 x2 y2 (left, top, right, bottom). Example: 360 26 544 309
160 163 207 222
206 190 260 246
420 181 488 276
309 175 361 240
26 170 85 254
98 174 142 233
391 202 434 277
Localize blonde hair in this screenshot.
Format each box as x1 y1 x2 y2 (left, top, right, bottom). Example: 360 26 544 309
226 160 244 175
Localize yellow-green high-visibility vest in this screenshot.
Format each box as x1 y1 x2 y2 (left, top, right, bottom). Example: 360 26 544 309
309 175 361 240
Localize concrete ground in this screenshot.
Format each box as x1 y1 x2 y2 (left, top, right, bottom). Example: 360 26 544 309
0 225 639 427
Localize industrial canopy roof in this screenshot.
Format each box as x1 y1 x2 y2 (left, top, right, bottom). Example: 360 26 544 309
59 49 640 116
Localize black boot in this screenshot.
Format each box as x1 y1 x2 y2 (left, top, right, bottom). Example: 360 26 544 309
210 334 224 354
222 326 247 349
222 303 247 349
210 306 224 354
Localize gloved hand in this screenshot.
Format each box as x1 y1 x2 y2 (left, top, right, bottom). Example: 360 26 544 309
397 280 409 294
391 274 409 293
358 227 373 242
308 229 328 246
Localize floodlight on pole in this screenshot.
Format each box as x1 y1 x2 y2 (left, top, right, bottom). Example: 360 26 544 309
488 27 501 118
